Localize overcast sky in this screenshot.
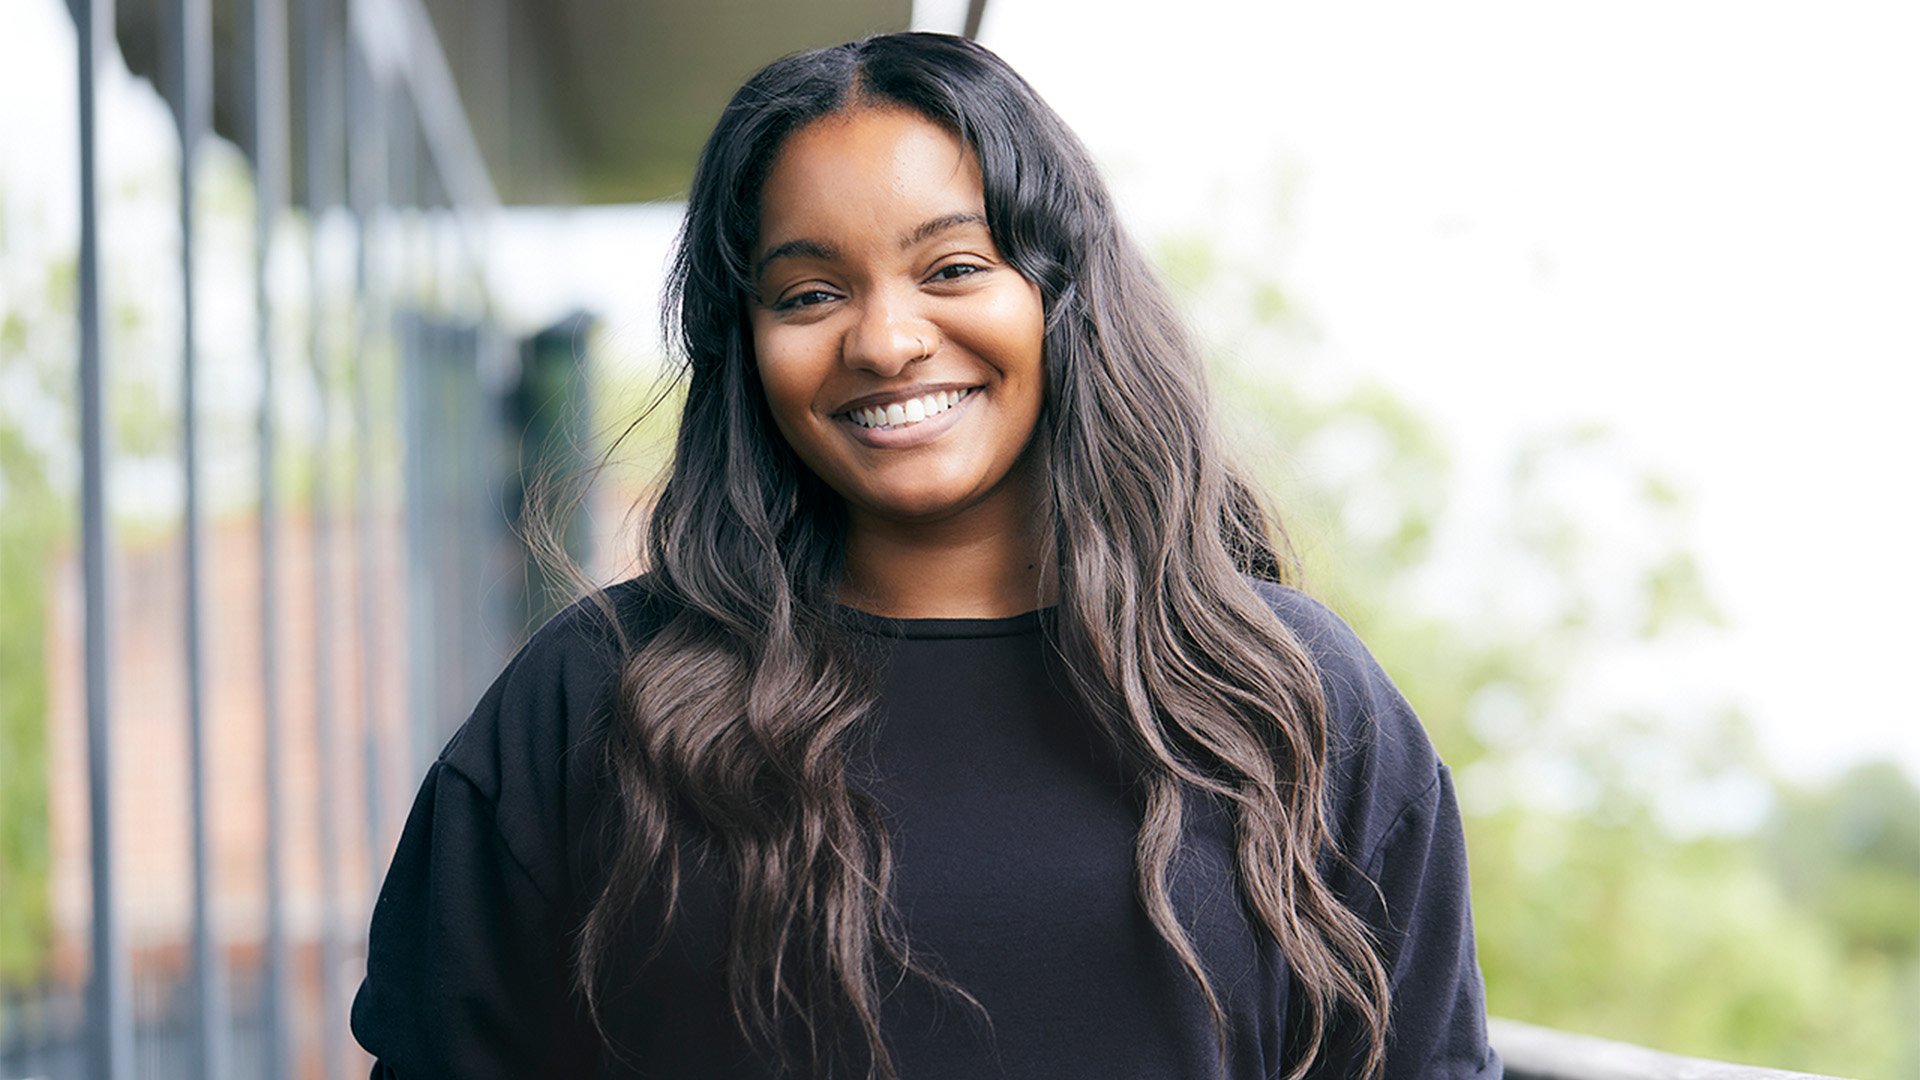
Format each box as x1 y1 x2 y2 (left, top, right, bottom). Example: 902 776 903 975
968 0 1920 783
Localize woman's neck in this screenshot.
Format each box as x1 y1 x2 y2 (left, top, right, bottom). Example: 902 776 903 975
838 503 1053 620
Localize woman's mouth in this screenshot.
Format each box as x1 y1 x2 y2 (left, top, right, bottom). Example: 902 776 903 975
844 387 976 431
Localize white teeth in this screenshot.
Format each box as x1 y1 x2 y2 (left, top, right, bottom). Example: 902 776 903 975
847 388 972 430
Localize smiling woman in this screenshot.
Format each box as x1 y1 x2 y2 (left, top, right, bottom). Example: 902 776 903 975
751 107 1048 616
351 32 1498 1080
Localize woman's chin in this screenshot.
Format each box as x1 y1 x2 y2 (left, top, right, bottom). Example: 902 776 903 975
838 479 1013 531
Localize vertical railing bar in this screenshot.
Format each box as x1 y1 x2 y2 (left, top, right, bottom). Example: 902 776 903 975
346 26 390 906
391 86 439 789
77 0 134 1073
247 0 295 1070
399 310 436 784
963 0 990 40
173 0 230 1071
303 0 347 1073
378 0 499 250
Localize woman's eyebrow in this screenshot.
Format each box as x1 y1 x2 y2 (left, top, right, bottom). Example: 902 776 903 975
903 212 987 248
754 213 987 281
755 238 838 281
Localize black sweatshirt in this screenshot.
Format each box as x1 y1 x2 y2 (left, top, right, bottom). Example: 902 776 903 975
351 579 1499 1079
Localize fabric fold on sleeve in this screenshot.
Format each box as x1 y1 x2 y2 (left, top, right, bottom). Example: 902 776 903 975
1347 764 1500 1080
351 762 599 1078
353 586 651 1077
1257 583 1500 1080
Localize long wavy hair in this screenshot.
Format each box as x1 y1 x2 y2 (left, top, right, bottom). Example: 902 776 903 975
574 32 1390 1080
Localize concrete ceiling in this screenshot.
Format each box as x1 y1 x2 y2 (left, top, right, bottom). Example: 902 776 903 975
441 0 916 203
100 0 927 206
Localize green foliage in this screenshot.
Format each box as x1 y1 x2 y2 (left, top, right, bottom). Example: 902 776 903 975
1471 806 1908 1078
1167 230 1919 1079
1767 762 1920 962
0 425 57 988
0 192 70 989
586 337 687 497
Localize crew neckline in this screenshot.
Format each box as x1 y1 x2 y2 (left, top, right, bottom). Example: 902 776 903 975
835 605 1050 640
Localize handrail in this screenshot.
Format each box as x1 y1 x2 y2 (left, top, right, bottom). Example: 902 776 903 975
1491 1018 1853 1080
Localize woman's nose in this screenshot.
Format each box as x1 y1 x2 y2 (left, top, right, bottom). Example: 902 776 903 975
842 292 932 376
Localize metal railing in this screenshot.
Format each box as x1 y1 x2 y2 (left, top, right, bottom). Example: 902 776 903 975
4 0 541 1076
1493 1019 1853 1080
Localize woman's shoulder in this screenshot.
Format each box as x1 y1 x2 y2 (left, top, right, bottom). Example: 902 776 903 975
1245 580 1368 670
511 573 677 677
433 575 672 823
1245 579 1446 868
1245 581 1498 1080
354 582 673 1075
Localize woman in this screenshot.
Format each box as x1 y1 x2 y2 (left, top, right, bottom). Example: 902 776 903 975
353 32 1497 1080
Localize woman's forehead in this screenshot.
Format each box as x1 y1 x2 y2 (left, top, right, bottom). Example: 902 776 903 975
753 108 985 259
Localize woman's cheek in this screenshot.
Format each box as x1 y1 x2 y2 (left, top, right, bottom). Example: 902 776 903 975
753 326 830 447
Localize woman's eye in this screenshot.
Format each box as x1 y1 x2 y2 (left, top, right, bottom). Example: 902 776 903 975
929 263 984 283
774 289 838 311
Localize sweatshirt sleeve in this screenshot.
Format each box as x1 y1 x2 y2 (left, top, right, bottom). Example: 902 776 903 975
350 762 599 1078
1343 764 1499 1080
350 590 642 1078
1258 583 1501 1080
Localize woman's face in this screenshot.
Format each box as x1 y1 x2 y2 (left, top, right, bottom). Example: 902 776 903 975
749 107 1047 534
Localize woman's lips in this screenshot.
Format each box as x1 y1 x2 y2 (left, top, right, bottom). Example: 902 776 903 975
844 387 976 431
836 386 980 448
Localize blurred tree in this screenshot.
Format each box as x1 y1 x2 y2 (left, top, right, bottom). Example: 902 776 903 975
0 423 58 990
1768 763 1920 962
0 198 71 990
1159 228 1917 1079
1764 763 1920 1076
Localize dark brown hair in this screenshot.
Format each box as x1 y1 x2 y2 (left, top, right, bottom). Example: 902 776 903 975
574 31 1390 1080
